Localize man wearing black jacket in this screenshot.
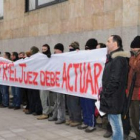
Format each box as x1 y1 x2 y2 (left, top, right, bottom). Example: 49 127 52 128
100 35 129 140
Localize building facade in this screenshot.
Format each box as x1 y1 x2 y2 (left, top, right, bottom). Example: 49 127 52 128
0 0 140 53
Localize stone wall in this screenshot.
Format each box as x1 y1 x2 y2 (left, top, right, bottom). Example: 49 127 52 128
0 0 139 53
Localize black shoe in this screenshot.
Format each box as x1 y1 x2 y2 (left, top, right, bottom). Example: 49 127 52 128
0 104 8 108
103 131 112 138
25 111 33 115
32 112 42 116
14 106 20 110
9 106 15 109
124 134 128 140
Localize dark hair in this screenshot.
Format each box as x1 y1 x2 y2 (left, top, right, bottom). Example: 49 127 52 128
5 52 11 59
111 35 123 48
98 43 106 48
12 52 19 61
42 44 51 58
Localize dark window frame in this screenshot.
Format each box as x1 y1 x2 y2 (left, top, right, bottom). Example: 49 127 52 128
25 0 67 12
0 0 4 19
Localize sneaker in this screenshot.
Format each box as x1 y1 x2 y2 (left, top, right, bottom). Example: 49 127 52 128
70 122 81 127
48 117 57 121
77 123 88 129
55 120 65 124
85 126 96 133
103 131 112 138
65 120 73 125
37 114 48 120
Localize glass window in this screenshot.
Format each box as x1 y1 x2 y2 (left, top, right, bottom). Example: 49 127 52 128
0 0 4 18
26 0 67 12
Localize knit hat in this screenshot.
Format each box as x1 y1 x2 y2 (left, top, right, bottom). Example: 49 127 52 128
130 36 140 48
54 43 64 52
30 46 39 55
69 41 80 50
85 38 98 50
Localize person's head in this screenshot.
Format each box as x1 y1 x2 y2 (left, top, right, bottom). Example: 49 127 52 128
69 41 80 51
4 52 11 60
18 52 25 59
130 36 140 54
106 35 123 53
54 43 64 54
30 46 39 55
85 38 98 50
96 43 106 49
11 52 18 61
26 51 31 57
42 44 51 58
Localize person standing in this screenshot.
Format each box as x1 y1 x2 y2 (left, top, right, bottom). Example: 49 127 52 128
37 44 53 120
127 36 140 140
100 35 129 140
48 43 66 124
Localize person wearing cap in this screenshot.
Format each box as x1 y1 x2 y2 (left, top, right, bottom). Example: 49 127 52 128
48 43 66 124
37 44 53 120
127 36 140 140
77 39 97 132
25 46 42 115
65 41 82 127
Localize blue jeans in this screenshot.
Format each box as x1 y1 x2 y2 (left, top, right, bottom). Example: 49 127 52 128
2 85 9 106
80 98 96 127
11 87 21 107
108 114 123 140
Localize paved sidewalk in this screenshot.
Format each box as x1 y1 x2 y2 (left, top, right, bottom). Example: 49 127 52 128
0 108 135 140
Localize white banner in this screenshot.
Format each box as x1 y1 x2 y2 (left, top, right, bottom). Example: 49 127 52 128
0 48 107 99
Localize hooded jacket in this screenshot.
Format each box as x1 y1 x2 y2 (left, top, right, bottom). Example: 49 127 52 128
100 48 130 114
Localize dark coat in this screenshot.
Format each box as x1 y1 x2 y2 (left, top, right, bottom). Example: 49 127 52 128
100 48 130 114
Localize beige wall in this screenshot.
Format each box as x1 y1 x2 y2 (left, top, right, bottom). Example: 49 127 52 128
0 0 140 52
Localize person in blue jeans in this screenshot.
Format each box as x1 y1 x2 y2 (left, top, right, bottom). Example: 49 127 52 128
100 35 129 140
78 39 98 132
9 52 21 109
1 85 9 107
11 87 21 109
0 52 11 108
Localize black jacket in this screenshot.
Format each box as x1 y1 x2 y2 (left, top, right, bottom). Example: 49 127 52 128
100 48 130 114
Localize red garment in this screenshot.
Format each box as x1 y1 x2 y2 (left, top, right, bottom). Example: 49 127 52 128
127 53 140 100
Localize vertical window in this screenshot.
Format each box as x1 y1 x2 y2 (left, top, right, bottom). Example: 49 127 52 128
0 0 4 19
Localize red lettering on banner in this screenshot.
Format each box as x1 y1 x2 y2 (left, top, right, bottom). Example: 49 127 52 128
62 63 68 90
46 71 50 87
56 71 60 87
27 71 33 85
85 63 94 94
9 63 14 82
80 63 86 93
94 63 102 94
33 72 38 85
19 63 26 83
67 63 73 92
50 72 55 87
40 71 60 87
73 63 79 92
3 64 8 80
14 68 18 82
40 71 45 86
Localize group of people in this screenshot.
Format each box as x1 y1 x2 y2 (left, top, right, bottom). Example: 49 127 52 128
0 35 140 140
